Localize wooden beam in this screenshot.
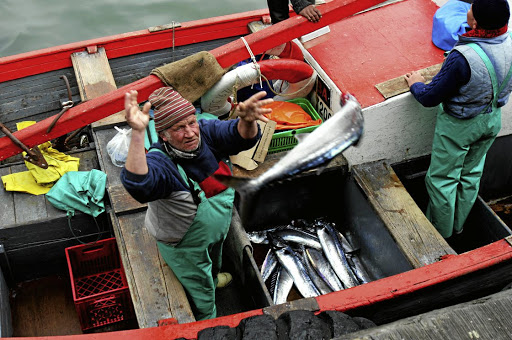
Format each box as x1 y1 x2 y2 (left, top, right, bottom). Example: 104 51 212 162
0 0 388 161
352 160 455 268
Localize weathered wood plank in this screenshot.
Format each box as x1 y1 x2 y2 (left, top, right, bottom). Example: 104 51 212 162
109 185 147 215
0 166 15 227
352 160 455 268
338 288 512 340
375 63 443 100
71 47 125 129
71 47 117 102
113 213 194 328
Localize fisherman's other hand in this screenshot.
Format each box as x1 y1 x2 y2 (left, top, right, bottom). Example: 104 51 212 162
235 91 272 123
404 71 426 88
299 5 322 23
124 90 151 132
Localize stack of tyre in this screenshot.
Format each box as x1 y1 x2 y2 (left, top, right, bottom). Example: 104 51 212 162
194 310 376 340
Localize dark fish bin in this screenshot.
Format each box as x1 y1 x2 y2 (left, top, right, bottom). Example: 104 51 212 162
392 148 512 254
236 167 414 304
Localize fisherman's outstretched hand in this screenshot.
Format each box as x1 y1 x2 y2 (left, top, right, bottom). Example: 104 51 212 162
124 90 151 132
235 91 272 123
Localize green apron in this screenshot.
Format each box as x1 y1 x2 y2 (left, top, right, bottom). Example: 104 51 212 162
425 42 512 238
156 159 235 320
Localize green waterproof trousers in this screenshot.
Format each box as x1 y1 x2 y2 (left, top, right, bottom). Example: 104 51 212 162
425 106 501 238
157 164 235 320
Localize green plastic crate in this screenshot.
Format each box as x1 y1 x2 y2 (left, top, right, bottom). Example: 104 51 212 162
268 97 323 154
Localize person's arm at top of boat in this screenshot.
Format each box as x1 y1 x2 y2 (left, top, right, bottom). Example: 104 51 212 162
404 50 471 107
124 90 151 175
291 0 322 23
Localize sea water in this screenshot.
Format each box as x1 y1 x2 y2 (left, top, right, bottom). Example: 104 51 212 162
0 0 266 58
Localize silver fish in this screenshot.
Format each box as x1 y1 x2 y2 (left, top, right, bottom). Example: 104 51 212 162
305 247 344 292
247 224 293 244
316 224 358 289
348 253 372 284
273 265 294 304
271 229 322 250
274 246 321 298
261 249 279 282
213 95 363 193
337 231 356 254
300 245 333 295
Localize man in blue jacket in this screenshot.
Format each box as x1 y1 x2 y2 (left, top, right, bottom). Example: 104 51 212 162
405 0 512 239
121 87 273 320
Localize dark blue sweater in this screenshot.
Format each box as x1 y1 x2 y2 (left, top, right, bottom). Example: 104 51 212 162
121 118 260 204
410 50 471 107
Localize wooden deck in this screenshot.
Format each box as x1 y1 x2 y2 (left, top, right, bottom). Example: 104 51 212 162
337 286 512 339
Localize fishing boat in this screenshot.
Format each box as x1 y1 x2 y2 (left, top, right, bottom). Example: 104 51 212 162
2 0 512 338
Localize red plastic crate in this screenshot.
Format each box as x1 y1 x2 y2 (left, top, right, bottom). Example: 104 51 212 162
65 238 135 331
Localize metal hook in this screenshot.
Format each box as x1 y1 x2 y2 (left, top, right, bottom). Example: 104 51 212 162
47 75 74 133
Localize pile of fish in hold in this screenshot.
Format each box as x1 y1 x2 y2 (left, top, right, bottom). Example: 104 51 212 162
248 218 372 304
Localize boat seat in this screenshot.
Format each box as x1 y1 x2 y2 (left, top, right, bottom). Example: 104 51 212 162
352 160 456 268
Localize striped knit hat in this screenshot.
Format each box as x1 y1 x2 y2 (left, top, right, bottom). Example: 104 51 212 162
149 87 196 133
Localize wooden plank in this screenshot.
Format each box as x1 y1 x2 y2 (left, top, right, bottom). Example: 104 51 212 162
339 288 512 340
375 63 443 100
71 47 125 129
352 160 455 268
109 185 147 215
71 47 117 101
0 166 15 227
11 276 82 337
113 212 194 328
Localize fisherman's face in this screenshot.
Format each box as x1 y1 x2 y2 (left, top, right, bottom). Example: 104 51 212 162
161 115 200 151
467 5 477 30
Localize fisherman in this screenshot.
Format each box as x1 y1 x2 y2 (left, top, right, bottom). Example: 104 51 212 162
267 0 322 24
120 87 273 320
405 0 512 239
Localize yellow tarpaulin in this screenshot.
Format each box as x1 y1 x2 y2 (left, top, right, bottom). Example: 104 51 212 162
1 121 80 195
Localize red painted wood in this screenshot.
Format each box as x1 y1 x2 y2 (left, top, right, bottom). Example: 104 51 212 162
0 0 388 161
211 0 391 69
306 0 445 108
0 10 269 83
316 239 512 311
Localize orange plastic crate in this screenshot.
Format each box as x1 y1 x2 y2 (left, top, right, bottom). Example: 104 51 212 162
65 238 134 331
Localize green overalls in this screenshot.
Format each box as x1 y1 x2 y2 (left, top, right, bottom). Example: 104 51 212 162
425 42 512 238
156 160 235 320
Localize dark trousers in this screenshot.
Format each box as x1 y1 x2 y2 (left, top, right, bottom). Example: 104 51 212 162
267 0 290 24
